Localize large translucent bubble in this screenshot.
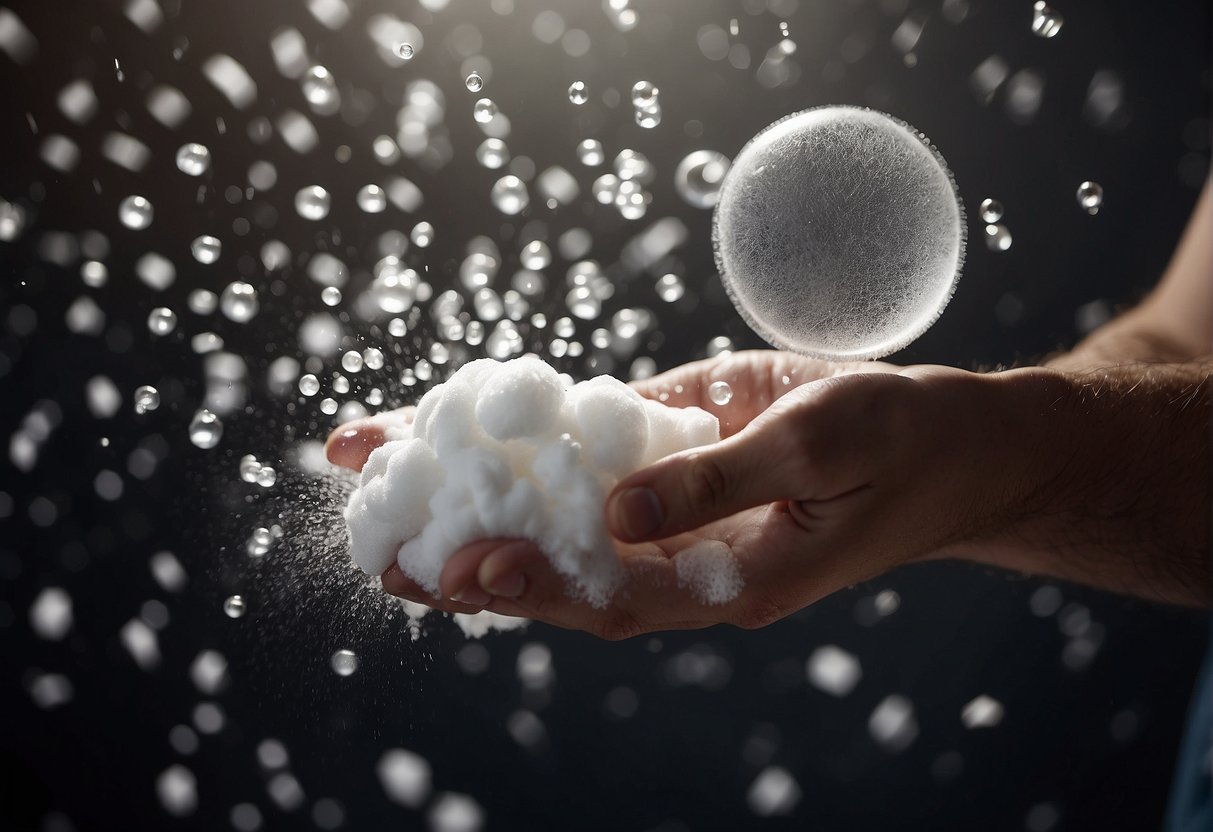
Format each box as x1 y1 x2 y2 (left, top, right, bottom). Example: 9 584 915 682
713 106 966 361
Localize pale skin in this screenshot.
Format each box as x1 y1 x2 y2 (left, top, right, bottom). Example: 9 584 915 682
327 180 1212 640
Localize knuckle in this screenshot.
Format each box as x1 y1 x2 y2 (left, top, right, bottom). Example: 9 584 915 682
681 452 732 514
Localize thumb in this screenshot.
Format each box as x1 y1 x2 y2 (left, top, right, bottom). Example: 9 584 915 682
605 415 803 542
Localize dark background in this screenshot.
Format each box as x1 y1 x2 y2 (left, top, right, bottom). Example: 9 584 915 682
0 0 1210 830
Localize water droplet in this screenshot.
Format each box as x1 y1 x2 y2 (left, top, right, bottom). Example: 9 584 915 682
175 143 211 176
979 198 1004 224
485 320 524 359
299 374 320 396
568 80 588 105
490 175 530 215
631 81 659 110
410 222 434 248
81 260 108 288
567 286 601 320
302 65 337 107
294 185 331 221
220 281 259 323
320 397 339 415
239 454 261 482
321 286 342 307
255 466 277 487
1076 181 1103 215
356 184 387 213
674 150 731 209
188 290 217 315
1031 2 1064 38
223 595 247 619
188 409 223 449
476 138 509 169
464 72 483 92
190 235 222 264
341 351 363 373
363 347 385 370
656 273 685 302
118 195 154 230
592 174 620 205
134 385 160 414
396 42 414 60
520 241 551 270
473 98 498 124
708 380 734 406
331 649 359 676
614 149 654 183
247 527 273 557
147 307 177 336
985 223 1013 252
577 139 605 166
635 108 662 129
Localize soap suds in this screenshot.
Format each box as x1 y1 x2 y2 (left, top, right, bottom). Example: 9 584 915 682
674 540 743 605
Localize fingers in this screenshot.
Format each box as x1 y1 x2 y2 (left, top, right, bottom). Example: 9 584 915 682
380 563 493 616
325 408 415 471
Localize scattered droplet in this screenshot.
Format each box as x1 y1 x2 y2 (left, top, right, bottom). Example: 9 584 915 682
356 184 387 213
656 273 685 302
247 527 273 557
341 351 364 373
1077 180 1104 215
396 43 414 60
239 454 261 483
302 65 337 107
188 409 223 449
577 139 605 166
299 374 320 396
190 235 221 264
708 380 734 406
175 143 211 176
255 466 277 487
631 81 659 110
295 185 331 221
134 385 160 414
321 286 342 306
223 595 247 619
1031 2 1064 38
410 222 434 248
568 80 588 105
476 138 509 169
119 195 154 230
464 72 483 92
985 223 1013 252
979 198 1004 224
674 150 731 209
490 175 529 215
220 281 259 323
331 649 359 676
147 307 177 336
473 98 497 124
520 241 551 270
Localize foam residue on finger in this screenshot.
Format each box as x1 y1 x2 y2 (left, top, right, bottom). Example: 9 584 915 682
674 539 744 604
344 356 721 610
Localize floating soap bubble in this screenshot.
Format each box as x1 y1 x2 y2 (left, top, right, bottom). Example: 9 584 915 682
294 185 331 221
302 66 337 107
615 149 654 183
656 273 685 302
239 454 261 482
708 381 734 406
175 143 211 176
190 235 221 264
331 649 359 676
147 307 177 336
490 175 529 215
247 527 273 557
320 397 338 415
635 108 661 129
520 241 551 270
119 195 154 230
674 150 731 209
476 138 509 169
713 106 965 360
411 222 434 248
321 286 342 306
631 80 659 110
134 385 161 414
979 198 1004 223
356 184 387 213
299 374 320 396
464 72 483 92
396 42 414 60
341 351 363 373
256 466 277 487
363 347 385 370
577 139 605 166
473 98 497 124
568 80 588 105
985 223 1013 252
1077 180 1104 215
223 595 247 619
188 409 223 449
220 281 259 322
1031 2 1064 38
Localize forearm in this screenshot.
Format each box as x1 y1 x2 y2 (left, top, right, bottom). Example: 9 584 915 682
946 363 1212 607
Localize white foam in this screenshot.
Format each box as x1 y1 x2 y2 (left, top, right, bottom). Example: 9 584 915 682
345 357 723 609
674 540 742 604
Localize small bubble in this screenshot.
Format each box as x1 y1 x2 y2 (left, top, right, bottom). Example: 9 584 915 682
476 138 509 170
255 466 277 487
134 385 161 414
674 150 730 209
341 351 364 373
985 223 1013 252
176 143 211 176
119 195 154 230
362 347 385 370
220 281 259 323
708 380 734 406
239 454 261 483
295 185 331 221
520 241 551 270
81 260 108 287
223 595 247 619
635 108 662 129
979 198 1004 224
656 273 684 302
1031 2 1064 38
464 72 483 92
473 98 498 124
631 81 659 110
188 409 223 449
247 527 273 557
356 184 387 213
396 43 415 60
577 139 605 166
410 222 434 248
299 374 320 396
490 175 530 215
147 307 177 336
302 65 337 107
331 649 359 676
319 397 338 415
1076 181 1104 215
321 286 342 307
190 235 222 264
568 80 588 105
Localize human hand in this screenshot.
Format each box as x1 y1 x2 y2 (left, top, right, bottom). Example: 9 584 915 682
326 351 1027 638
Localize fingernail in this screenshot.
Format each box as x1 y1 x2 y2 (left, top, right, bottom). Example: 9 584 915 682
610 487 664 540
341 429 358 439
485 571 525 598
453 586 492 607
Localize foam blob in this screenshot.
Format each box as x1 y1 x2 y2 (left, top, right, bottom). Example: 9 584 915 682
713 105 965 361
344 357 726 608
675 540 743 605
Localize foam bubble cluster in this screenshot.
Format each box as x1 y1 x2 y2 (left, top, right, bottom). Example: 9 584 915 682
344 357 721 607
713 105 965 361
